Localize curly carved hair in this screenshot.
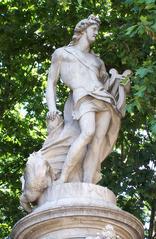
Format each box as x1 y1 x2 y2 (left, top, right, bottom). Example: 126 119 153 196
69 15 101 46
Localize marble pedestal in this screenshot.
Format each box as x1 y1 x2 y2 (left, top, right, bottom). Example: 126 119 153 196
11 183 144 239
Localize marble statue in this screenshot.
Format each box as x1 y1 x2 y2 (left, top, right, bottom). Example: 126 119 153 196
20 15 131 212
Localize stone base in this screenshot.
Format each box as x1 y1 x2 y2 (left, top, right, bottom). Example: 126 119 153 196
11 183 144 239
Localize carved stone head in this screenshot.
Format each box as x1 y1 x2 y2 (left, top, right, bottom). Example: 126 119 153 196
69 15 101 45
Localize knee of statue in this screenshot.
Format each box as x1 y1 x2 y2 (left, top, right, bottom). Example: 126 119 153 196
82 129 95 143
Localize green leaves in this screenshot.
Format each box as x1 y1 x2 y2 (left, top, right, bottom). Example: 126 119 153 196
150 119 156 135
126 25 138 36
124 0 156 41
77 0 83 5
0 0 156 238
136 67 153 78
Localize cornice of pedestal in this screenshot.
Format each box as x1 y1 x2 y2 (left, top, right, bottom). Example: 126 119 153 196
11 183 144 239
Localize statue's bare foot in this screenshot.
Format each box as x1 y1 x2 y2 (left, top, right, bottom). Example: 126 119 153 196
21 201 32 213
20 195 32 213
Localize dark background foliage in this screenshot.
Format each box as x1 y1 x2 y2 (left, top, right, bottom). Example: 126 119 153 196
0 0 156 238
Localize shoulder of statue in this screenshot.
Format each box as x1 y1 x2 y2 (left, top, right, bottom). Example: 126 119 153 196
90 50 100 57
63 46 82 57
51 47 65 62
99 58 105 66
64 45 75 53
90 50 102 62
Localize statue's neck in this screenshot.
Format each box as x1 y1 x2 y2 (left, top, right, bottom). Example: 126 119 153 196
74 36 91 53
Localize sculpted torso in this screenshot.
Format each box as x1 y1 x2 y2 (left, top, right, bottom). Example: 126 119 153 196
56 46 104 91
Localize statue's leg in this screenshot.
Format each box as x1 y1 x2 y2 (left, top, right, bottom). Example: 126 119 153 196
59 112 96 183
83 111 111 183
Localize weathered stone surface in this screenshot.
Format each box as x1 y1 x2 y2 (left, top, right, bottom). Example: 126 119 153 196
20 15 132 212
11 183 144 239
11 15 143 239
37 183 117 211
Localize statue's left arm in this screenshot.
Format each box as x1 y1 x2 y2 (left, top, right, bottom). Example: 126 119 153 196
99 60 110 90
99 59 131 116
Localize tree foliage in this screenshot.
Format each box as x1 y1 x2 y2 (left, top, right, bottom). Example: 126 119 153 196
0 0 156 238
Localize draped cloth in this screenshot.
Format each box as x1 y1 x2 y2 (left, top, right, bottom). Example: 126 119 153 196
41 90 121 183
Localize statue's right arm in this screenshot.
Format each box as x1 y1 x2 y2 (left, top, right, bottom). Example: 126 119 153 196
46 49 62 120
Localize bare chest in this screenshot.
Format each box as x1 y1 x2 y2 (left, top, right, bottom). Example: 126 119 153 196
62 48 101 72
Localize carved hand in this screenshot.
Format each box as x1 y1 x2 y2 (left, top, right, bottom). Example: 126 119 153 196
47 108 62 121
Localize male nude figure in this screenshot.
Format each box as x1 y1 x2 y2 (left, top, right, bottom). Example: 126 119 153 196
46 15 119 183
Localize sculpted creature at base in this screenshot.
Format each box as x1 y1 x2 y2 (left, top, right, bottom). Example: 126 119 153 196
20 15 131 212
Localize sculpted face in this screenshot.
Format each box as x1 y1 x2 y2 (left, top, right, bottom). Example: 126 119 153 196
85 24 99 44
